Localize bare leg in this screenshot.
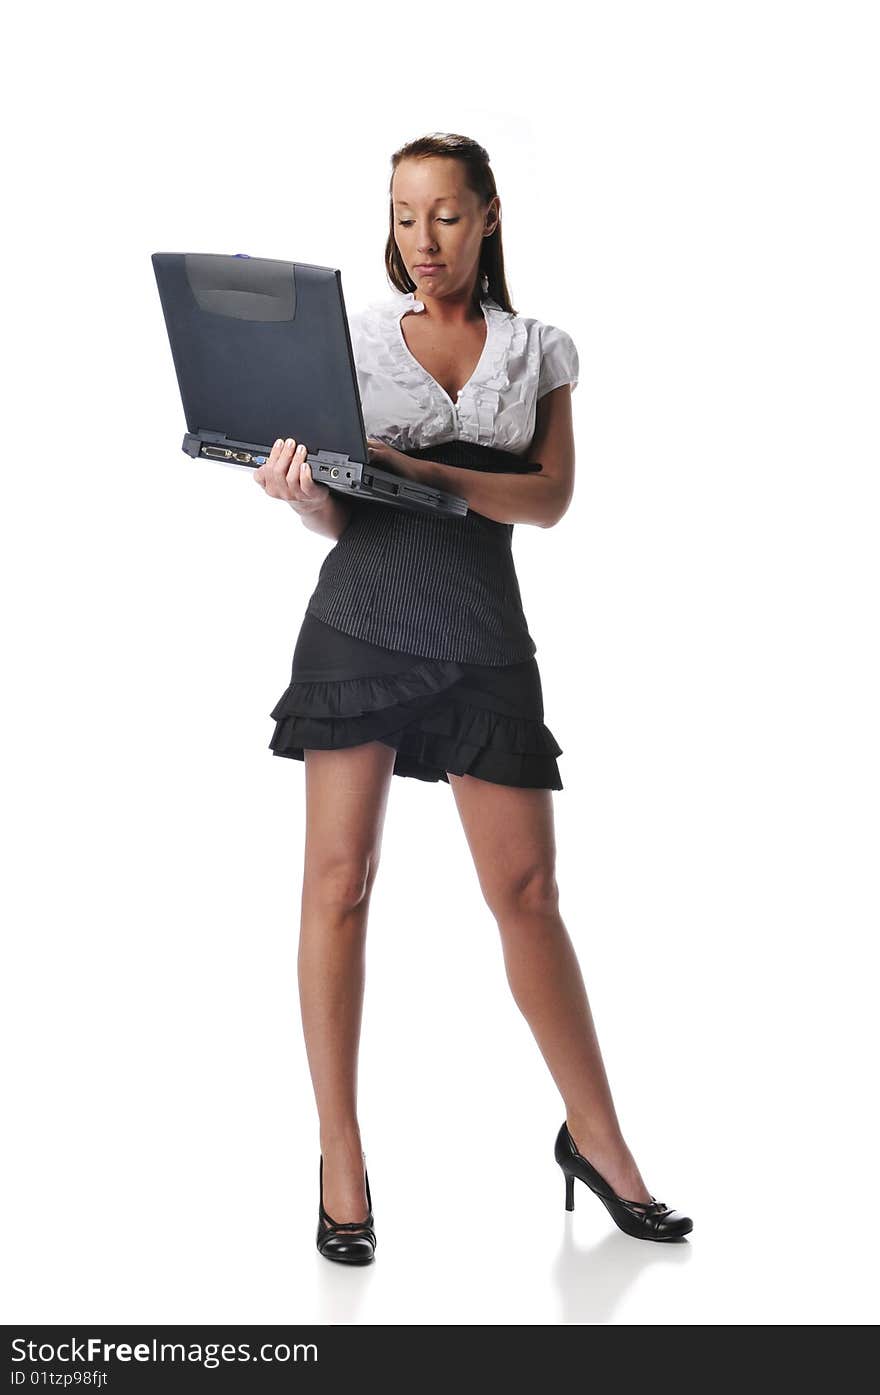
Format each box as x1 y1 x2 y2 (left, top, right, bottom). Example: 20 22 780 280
299 741 397 1226
448 772 652 1203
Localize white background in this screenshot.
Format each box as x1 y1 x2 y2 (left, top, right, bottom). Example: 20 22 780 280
3 0 878 1326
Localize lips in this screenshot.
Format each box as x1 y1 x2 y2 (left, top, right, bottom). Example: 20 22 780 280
415 264 444 270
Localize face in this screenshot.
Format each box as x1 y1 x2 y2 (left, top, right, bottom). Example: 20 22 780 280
391 156 499 301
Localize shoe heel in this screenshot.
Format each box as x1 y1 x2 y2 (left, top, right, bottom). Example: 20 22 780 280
553 1120 694 1241
564 1170 575 1211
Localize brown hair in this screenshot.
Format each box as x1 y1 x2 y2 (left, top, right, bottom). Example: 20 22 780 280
384 133 516 315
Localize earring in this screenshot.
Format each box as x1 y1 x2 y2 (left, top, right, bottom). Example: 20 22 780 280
480 271 489 293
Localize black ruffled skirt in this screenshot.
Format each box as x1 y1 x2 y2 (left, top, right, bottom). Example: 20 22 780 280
268 610 564 790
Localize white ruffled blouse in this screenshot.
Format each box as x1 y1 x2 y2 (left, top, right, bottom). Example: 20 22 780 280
350 290 578 457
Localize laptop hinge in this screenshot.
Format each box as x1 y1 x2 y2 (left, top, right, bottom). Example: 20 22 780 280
307 449 367 486
310 450 352 467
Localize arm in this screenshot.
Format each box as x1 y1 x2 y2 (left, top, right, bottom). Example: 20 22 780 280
290 490 354 540
368 384 576 528
253 437 354 539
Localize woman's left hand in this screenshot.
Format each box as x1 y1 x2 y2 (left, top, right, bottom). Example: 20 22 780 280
367 437 416 479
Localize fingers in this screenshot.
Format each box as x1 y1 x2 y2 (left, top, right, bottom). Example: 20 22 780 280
296 458 329 503
290 445 330 505
284 441 310 493
253 436 287 492
253 437 329 506
282 440 309 495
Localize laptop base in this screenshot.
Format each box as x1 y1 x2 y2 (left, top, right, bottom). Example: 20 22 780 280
181 432 468 517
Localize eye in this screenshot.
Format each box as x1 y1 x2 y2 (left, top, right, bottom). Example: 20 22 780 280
396 217 459 226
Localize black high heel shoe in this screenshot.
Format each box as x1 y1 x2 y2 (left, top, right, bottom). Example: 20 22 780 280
555 1120 693 1241
316 1154 377 1265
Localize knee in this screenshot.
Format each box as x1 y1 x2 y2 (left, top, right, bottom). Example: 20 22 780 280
486 863 560 922
303 851 379 914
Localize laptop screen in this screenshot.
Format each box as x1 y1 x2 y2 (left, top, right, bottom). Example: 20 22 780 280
152 253 369 461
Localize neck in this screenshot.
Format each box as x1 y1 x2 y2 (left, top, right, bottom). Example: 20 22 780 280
412 279 483 325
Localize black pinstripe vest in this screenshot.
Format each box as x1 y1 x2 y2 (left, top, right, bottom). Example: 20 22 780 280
305 440 539 665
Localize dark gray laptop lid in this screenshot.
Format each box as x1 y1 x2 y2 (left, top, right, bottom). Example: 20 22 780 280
151 252 369 459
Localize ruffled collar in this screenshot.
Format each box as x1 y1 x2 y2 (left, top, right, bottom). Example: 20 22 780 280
397 289 506 319
400 290 427 315
391 290 517 400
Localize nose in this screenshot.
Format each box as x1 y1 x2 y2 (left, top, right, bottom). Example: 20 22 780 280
417 229 439 255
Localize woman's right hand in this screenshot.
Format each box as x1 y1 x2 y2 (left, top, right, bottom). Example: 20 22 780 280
253 437 331 515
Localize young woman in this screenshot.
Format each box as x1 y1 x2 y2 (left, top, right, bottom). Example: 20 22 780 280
254 133 693 1264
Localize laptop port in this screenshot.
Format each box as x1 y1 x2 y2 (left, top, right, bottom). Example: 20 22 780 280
202 446 253 464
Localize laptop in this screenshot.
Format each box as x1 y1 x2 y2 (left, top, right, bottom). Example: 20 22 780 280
152 251 472 517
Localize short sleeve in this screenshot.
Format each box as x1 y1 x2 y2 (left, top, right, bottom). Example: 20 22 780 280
537 324 579 399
